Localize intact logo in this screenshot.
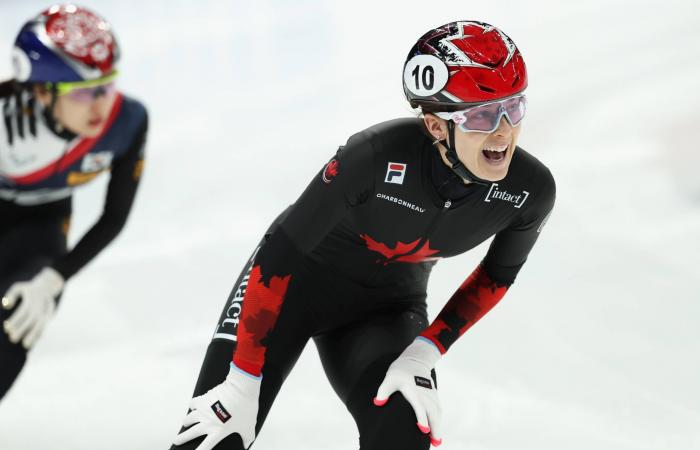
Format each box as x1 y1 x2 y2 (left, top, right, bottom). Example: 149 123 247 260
414 376 433 390
384 162 407 185
322 159 339 184
484 183 529 208
211 401 231 423
212 247 260 342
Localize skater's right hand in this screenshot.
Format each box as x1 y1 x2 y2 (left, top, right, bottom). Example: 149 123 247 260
173 362 261 450
2 267 64 349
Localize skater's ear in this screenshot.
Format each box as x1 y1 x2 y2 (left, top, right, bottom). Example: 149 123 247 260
423 113 448 142
32 84 52 107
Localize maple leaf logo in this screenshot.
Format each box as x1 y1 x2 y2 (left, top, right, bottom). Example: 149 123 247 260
322 159 339 184
361 234 441 264
235 265 291 370
432 21 516 69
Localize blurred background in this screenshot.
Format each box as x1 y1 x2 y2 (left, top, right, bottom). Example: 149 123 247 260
0 1 699 449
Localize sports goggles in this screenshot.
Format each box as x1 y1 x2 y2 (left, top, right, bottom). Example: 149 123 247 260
435 94 527 133
49 71 119 103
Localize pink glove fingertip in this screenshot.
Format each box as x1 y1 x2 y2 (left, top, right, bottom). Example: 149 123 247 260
417 423 430 434
373 397 388 407
430 436 443 446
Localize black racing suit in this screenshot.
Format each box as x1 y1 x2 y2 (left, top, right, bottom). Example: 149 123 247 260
0 82 148 400
173 118 555 450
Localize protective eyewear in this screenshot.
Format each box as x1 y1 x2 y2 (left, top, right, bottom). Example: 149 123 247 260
435 94 527 133
50 71 119 103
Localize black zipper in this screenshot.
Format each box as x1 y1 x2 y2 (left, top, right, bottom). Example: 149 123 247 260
386 199 451 262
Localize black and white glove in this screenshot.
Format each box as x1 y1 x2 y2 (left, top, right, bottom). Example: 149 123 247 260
2 267 64 349
374 337 443 446
173 363 262 450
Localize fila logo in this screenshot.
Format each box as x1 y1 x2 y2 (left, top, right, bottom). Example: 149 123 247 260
385 162 407 184
484 183 529 208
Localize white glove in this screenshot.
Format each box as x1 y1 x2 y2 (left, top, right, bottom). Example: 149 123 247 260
374 337 443 447
173 363 262 450
2 267 64 349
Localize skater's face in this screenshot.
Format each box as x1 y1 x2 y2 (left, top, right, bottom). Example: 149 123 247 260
423 113 522 183
34 81 118 138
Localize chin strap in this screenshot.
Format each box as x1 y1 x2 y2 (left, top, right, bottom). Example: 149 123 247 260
437 121 491 187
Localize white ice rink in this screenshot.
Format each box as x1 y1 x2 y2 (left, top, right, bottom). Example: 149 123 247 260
1 1 699 449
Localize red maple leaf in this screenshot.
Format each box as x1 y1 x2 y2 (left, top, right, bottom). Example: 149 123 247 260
360 234 441 264
234 265 291 375
449 24 510 68
326 160 338 177
322 159 339 183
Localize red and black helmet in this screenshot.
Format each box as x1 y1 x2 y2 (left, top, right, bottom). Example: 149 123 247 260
403 21 527 110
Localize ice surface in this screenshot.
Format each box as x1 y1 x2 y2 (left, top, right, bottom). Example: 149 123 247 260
0 1 699 449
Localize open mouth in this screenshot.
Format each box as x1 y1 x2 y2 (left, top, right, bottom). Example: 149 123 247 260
482 144 509 164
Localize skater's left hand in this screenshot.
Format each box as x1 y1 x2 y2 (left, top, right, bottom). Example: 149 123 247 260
374 337 444 447
2 267 64 349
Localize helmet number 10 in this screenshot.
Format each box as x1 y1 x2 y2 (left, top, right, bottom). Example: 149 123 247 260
403 54 448 97
412 65 434 91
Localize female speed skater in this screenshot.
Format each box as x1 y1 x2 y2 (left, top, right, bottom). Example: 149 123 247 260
171 20 554 450
0 4 148 401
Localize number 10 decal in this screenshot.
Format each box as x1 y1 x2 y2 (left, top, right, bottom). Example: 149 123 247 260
412 64 434 90
403 54 449 97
